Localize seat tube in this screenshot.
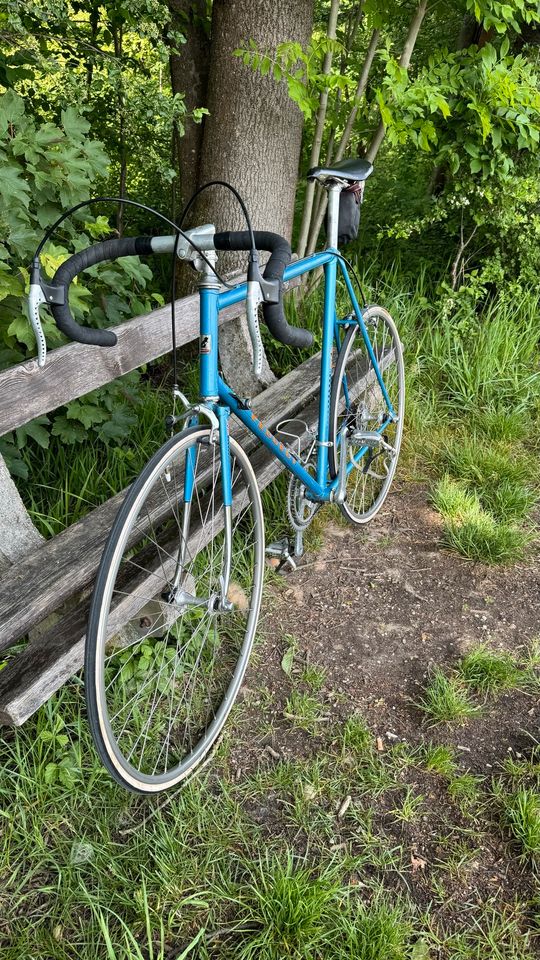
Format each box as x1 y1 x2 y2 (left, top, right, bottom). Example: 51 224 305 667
317 255 337 488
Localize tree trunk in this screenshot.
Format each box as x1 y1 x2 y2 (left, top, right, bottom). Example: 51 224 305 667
168 0 211 214
366 0 429 164
196 0 314 394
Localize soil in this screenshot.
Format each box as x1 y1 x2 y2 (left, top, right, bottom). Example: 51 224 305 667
249 479 540 768
230 480 540 943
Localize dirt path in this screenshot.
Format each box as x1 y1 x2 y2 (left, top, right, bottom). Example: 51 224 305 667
249 480 540 771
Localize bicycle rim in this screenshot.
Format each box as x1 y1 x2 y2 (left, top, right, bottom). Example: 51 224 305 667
85 427 264 793
329 305 404 524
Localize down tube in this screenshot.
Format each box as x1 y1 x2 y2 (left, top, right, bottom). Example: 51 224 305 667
316 256 338 488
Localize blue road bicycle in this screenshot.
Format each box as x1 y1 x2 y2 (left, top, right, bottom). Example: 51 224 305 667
29 158 404 793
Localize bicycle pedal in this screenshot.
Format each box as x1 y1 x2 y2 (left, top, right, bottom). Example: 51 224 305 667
266 538 297 573
350 430 384 447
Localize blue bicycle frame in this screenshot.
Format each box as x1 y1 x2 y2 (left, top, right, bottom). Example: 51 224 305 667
196 249 396 506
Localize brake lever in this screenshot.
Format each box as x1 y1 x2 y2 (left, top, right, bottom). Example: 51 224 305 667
245 278 264 377
27 282 47 368
27 260 66 368
246 254 280 378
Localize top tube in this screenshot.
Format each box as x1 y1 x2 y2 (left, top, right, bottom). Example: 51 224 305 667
217 249 335 311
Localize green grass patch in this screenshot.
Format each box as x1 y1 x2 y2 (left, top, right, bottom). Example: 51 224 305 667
230 853 342 959
499 787 540 860
417 667 480 725
432 476 529 564
459 644 519 694
440 438 538 523
284 690 326 735
423 744 458 777
448 773 484 813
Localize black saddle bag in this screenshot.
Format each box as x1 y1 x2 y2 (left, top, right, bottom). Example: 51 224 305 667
324 182 363 245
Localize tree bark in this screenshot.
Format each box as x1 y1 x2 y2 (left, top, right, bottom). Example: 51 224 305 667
366 0 429 164
168 0 211 213
196 0 314 394
296 0 340 258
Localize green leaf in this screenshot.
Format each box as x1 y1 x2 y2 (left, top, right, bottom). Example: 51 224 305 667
0 89 25 135
44 763 58 784
51 417 87 444
411 941 431 960
60 107 90 142
16 416 50 450
0 163 31 209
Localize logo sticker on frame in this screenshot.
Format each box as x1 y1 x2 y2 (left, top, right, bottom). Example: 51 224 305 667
200 334 211 355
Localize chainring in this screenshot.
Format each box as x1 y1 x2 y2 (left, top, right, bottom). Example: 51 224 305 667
287 468 319 531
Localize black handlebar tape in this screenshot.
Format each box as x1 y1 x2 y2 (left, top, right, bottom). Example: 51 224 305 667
50 236 153 347
214 230 313 349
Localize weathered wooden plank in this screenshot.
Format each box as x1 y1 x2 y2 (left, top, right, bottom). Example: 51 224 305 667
0 406 318 725
0 274 301 438
0 349 324 651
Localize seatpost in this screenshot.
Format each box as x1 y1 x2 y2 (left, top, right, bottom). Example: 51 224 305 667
326 182 342 249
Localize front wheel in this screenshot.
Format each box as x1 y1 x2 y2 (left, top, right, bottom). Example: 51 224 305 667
329 305 404 524
85 426 265 793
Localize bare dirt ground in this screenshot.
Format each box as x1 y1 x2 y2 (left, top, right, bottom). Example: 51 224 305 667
254 480 540 770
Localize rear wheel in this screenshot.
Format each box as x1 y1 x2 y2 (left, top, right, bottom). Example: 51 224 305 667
85 426 264 793
329 305 404 524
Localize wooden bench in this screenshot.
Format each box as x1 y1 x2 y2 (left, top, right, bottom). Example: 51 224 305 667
0 277 387 725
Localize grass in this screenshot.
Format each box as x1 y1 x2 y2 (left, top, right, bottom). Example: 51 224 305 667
416 667 480 725
284 690 326 734
459 645 519 694
2 676 540 958
439 439 538 523
423 744 458 777
432 476 529 564
448 773 484 812
499 787 540 860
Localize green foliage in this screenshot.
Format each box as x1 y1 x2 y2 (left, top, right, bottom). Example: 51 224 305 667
459 645 519 693
465 0 540 33
378 43 540 178
499 786 540 858
417 667 481 724
0 88 163 472
432 476 529 564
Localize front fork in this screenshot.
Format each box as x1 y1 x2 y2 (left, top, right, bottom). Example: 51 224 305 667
168 405 234 612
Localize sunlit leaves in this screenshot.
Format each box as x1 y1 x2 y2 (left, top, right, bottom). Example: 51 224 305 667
374 43 540 177
465 0 540 33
